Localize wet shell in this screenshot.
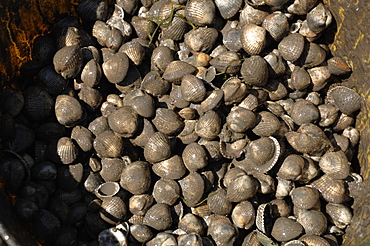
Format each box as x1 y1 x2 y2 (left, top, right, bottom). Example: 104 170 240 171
161 9 190 41
301 42 326 69
100 158 126 182
100 196 127 224
57 163 84 192
120 161 151 195
299 235 330 246
107 106 139 138
55 95 83 128
290 99 319 125
210 51 241 74
123 89 155 118
32 35 57 63
262 12 289 41
226 107 256 133
162 60 197 84
215 0 242 19
130 224 153 243
231 200 255 229
306 3 332 34
241 24 266 55
221 78 248 105
271 217 303 242
57 137 78 165
119 41 145 66
178 171 204 207
290 66 311 91
80 59 102 88
181 74 206 103
252 111 280 137
310 174 347 203
93 130 123 158
278 33 305 62
343 126 360 146
78 85 103 111
0 89 24 117
291 186 320 210
208 215 237 246
223 28 243 52
177 233 203 246
326 86 362 115
102 52 130 84
178 213 205 235
327 56 352 76
153 179 180 206
143 203 172 231
226 173 258 202
147 232 177 246
23 86 54 122
141 71 171 97
84 173 104 193
319 150 350 179
185 0 215 27
264 49 286 77
152 155 186 180
296 209 327 236
241 55 269 86
53 45 83 79
38 65 68 95
325 203 352 229
184 27 218 53
88 116 109 136
239 5 269 26
277 154 306 180
182 142 208 171
129 194 154 216
197 89 224 116
144 131 171 163
287 0 318 15
195 110 221 141
208 188 233 215
151 46 173 71
169 84 190 108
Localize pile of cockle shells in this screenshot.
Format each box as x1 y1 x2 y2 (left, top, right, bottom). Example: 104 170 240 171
0 0 363 245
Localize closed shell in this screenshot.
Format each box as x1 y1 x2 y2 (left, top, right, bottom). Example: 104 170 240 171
100 196 127 224
287 0 318 15
163 60 197 84
326 203 352 229
262 12 289 41
241 24 266 55
144 131 171 163
81 59 102 88
271 217 303 242
299 235 330 246
310 174 347 203
239 5 269 26
278 33 305 62
24 86 54 122
78 85 103 111
100 157 127 182
119 41 145 66
185 0 215 26
319 150 350 179
327 56 352 76
301 42 327 68
129 194 154 216
291 186 320 210
57 137 78 165
120 161 151 195
93 130 123 158
208 188 233 215
296 209 327 236
141 71 171 97
88 116 109 136
71 125 93 152
178 213 205 235
38 65 68 95
178 171 204 207
290 66 311 91
231 200 255 229
151 46 174 71
252 111 280 137
326 86 362 115
184 27 218 53
226 173 258 202
144 203 172 231
123 89 155 118
182 142 208 171
277 154 306 180
102 52 129 84
53 45 83 79
181 74 206 103
210 51 241 74
161 9 190 41
222 78 248 105
307 3 332 34
290 99 319 125
241 55 269 86
55 95 83 128
152 155 186 180
208 215 237 246
195 110 221 140
153 179 180 206
215 0 242 19
226 106 256 133
223 28 243 52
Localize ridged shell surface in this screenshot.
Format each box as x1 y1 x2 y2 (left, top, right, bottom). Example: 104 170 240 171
178 171 204 207
210 51 241 74
53 45 83 79
180 74 206 102
231 200 255 229
152 108 184 135
310 174 347 203
152 155 186 180
143 203 172 231
278 33 305 62
262 12 289 41
120 161 151 195
93 130 123 158
326 86 362 115
119 41 145 66
100 158 126 182
215 0 242 19
57 137 78 165
241 55 269 86
100 196 126 224
226 174 258 202
185 0 216 27
182 142 208 171
102 52 129 84
152 179 180 205
195 110 221 140
184 27 218 53
162 61 197 84
144 131 171 163
71 125 93 152
107 106 139 138
208 189 233 215
241 24 266 55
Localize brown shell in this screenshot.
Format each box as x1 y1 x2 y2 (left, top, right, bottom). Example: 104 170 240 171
180 74 206 103
310 174 347 203
208 188 233 216
291 186 320 210
178 171 204 207
130 224 153 243
195 110 221 141
301 42 327 69
162 61 197 84
226 174 258 203
55 95 83 128
152 108 184 135
88 116 109 136
319 150 350 179
144 131 171 164
262 12 289 41
178 213 205 235
182 142 208 171
119 41 145 66
210 51 241 74
287 0 318 15
120 161 151 195
141 71 171 97
100 196 127 224
215 0 242 19
78 85 102 111
241 24 266 55
107 106 139 138
241 55 269 86
151 46 174 72
277 154 306 180
153 179 180 206
221 78 248 106
231 200 255 230
326 86 362 115
71 125 93 152
57 137 78 165
278 33 305 62
185 0 216 27
131 118 156 148
208 215 237 246
307 66 331 91
129 194 154 216
296 209 327 236
271 217 303 242
161 9 190 41
102 52 130 84
306 3 332 34
169 84 190 109
131 16 156 40
290 66 311 91
123 89 155 118
143 203 172 231
197 89 224 116
178 120 199 145
299 235 330 246
152 155 187 180
184 27 218 53
325 203 352 229
53 45 83 79
252 111 280 137
239 5 269 26
93 130 123 158
84 172 104 193
100 157 127 182
290 99 319 126
327 56 352 76
223 27 243 53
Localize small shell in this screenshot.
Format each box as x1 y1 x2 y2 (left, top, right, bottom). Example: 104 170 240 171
325 203 352 229
94 182 121 199
290 66 311 91
241 55 269 86
152 155 187 180
197 89 224 115
129 194 154 216
185 0 216 27
170 84 190 108
319 150 350 179
153 179 180 206
264 49 286 77
326 86 362 115
241 24 266 55
291 186 320 210
32 35 57 63
296 209 327 236
182 142 208 171
181 74 206 103
239 5 269 26
256 203 274 235
184 27 218 53
130 224 153 243
262 12 289 41
131 16 156 40
310 174 347 203
102 52 130 84
327 56 352 76
208 188 233 215
120 161 151 195
231 200 255 229
93 130 123 158
221 78 248 105
119 41 145 66
55 95 83 128
23 86 54 122
144 203 172 231
226 106 256 133
162 60 197 84
271 217 303 242
100 157 127 182
38 65 69 95
53 45 83 79
209 51 241 74
178 171 204 207
100 196 127 224
277 154 306 180
147 232 177 246
195 110 221 141
306 3 332 34
342 126 360 146
88 116 109 136
223 27 243 52
252 111 280 137
226 174 258 202
208 215 237 246
57 137 78 165
278 33 305 62
332 113 355 131
80 59 102 88
144 131 171 163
